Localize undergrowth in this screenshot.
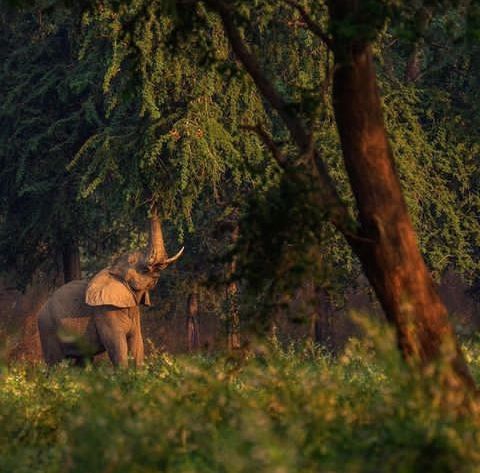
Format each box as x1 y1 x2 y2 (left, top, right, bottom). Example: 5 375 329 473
2 324 480 473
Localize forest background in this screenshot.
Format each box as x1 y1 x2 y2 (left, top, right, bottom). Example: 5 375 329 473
0 0 480 360
3 1 480 471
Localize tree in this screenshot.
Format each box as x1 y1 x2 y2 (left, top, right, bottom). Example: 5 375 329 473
0 3 269 292
197 0 477 394
0 6 112 286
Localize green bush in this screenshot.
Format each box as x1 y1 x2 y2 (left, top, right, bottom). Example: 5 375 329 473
2 334 480 473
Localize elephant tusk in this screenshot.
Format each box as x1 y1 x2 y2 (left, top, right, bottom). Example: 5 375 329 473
164 247 184 264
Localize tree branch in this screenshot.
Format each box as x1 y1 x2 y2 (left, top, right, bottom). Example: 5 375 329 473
284 0 333 50
206 0 309 151
206 0 355 235
241 124 287 168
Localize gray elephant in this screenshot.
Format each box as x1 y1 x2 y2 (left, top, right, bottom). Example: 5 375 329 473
37 208 183 367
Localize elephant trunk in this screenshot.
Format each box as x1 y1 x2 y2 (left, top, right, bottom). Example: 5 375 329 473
146 205 168 265
145 205 184 266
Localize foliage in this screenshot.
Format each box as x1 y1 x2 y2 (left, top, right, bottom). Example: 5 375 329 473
0 4 268 288
3 331 480 472
72 2 269 229
0 7 106 284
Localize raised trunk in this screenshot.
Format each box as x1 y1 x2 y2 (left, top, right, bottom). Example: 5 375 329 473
62 240 81 283
329 37 474 389
187 285 200 352
146 206 168 265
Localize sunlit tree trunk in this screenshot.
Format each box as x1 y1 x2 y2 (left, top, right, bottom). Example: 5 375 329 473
328 1 474 390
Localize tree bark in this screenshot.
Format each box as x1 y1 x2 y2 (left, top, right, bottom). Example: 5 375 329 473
62 240 81 283
405 6 432 83
226 272 241 351
187 285 200 352
329 32 474 389
226 279 240 350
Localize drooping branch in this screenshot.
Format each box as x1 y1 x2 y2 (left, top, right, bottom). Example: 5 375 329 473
241 123 287 168
284 0 333 49
206 0 354 234
206 0 309 149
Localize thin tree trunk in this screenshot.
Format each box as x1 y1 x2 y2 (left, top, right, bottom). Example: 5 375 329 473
226 278 240 351
310 286 334 350
226 226 241 351
62 240 81 283
405 42 421 83
304 281 322 344
187 285 200 352
405 6 432 83
328 19 474 389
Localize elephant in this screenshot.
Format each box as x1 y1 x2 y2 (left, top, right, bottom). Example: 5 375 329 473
37 207 183 367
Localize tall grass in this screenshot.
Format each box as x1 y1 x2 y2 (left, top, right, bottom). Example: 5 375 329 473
2 325 480 472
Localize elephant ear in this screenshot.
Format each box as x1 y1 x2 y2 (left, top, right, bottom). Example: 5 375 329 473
85 269 137 308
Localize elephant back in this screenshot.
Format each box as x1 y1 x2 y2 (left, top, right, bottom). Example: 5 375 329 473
47 280 93 321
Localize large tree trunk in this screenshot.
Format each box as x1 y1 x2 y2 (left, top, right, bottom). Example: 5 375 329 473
62 240 81 283
329 26 474 389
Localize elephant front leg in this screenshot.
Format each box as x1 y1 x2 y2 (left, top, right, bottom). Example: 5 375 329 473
128 332 144 367
128 308 144 367
94 311 130 367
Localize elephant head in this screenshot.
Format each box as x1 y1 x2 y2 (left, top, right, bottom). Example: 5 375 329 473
85 207 184 308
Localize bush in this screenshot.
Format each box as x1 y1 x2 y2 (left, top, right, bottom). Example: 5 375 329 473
1 335 480 473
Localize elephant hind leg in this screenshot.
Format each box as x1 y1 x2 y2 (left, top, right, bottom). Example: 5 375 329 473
38 315 64 366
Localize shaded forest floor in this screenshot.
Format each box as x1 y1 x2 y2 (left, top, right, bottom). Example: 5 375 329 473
3 327 480 473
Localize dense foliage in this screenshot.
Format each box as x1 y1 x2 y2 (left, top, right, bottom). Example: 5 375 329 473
1 1 479 334
0 4 269 288
2 328 480 472
2 3 479 275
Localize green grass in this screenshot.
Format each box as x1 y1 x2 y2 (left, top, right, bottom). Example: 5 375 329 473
2 328 480 473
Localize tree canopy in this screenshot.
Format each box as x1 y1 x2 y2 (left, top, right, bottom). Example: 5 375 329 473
1 2 480 383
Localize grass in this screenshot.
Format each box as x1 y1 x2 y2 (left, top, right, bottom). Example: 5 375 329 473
2 325 480 473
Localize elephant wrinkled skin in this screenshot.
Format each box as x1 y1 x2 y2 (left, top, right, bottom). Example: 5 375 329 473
37 208 183 367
